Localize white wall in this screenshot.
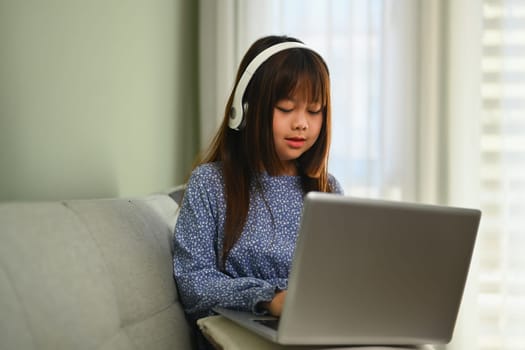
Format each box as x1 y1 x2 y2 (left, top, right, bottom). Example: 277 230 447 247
0 0 198 200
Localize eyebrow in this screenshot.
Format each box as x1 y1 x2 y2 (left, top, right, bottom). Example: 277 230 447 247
278 97 322 104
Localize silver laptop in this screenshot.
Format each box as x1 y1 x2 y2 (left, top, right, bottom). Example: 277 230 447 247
214 192 481 346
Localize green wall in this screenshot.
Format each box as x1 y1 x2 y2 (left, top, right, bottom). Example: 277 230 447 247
0 0 198 201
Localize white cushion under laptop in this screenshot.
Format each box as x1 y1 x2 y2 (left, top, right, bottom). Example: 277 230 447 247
214 192 481 347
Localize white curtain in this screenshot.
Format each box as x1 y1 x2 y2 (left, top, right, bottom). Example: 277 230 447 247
198 1 525 349
446 0 483 348
476 0 525 348
446 0 525 349
198 0 446 203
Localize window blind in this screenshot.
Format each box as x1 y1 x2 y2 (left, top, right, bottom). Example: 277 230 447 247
479 0 525 349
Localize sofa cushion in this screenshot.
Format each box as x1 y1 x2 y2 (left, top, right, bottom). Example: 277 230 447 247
0 194 192 350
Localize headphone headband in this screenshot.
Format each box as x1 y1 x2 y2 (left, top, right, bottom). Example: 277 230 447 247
228 41 315 130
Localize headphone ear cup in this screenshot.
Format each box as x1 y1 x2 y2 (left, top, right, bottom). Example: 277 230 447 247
239 102 249 129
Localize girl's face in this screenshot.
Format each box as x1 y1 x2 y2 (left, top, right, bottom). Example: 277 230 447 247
272 96 323 175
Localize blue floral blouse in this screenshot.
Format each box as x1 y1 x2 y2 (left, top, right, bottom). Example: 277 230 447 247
173 162 343 321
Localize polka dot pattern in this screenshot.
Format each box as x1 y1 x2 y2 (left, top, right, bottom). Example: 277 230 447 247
173 162 342 321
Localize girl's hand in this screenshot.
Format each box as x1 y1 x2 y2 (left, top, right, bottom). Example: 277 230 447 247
261 290 287 317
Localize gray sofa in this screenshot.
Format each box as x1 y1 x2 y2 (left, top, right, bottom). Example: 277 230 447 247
0 193 439 350
0 193 194 350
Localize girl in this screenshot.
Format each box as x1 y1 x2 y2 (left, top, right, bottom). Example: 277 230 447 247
173 35 343 346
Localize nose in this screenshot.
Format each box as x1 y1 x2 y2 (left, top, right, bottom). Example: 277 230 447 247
292 112 308 130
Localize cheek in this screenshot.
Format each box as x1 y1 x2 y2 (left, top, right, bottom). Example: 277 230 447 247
272 115 286 136
308 119 323 147
272 111 279 134
311 117 323 136
272 118 278 135
272 120 281 145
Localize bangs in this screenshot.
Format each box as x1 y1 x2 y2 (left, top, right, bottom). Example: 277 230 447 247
273 51 329 106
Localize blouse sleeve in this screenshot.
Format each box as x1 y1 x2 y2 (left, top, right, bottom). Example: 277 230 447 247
329 173 344 195
172 166 276 321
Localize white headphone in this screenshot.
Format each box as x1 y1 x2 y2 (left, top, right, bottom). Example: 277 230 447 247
228 41 316 130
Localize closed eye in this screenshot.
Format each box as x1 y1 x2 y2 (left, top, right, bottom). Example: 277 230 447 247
308 103 323 115
276 106 293 113
308 109 322 115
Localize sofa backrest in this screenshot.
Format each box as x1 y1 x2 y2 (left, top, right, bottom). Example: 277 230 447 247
0 194 194 350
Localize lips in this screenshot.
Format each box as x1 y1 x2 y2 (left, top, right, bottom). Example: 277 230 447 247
285 137 306 148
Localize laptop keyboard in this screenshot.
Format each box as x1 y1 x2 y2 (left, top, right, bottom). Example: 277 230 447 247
253 318 280 330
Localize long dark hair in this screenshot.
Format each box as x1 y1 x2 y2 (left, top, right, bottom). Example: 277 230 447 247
199 35 334 267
